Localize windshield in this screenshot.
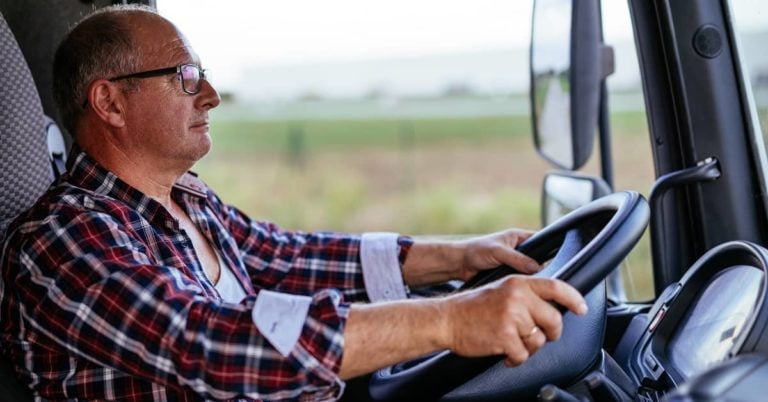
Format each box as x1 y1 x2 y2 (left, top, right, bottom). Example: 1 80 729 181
730 0 768 209
158 0 655 300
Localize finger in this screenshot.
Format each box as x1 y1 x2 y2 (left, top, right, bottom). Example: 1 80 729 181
528 278 588 316
527 298 565 341
506 228 535 244
494 248 541 274
521 326 547 354
502 335 530 367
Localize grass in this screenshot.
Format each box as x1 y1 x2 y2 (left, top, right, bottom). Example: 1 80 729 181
196 108 657 301
208 115 533 153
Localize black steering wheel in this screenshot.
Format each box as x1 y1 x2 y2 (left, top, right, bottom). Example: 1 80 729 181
369 191 650 401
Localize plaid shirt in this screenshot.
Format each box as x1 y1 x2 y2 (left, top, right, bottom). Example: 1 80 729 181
0 151 410 401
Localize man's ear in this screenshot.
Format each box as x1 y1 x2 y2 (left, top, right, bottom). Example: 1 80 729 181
86 80 128 128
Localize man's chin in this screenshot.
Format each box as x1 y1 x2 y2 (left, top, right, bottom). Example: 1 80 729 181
190 138 213 163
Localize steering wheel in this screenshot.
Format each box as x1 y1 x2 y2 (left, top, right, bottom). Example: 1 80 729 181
369 191 650 401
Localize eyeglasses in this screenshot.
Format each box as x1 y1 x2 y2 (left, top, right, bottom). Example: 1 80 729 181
109 63 208 95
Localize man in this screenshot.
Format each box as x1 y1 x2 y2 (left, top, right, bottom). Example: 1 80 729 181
0 5 587 401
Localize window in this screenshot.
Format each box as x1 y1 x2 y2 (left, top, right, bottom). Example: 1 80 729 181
731 0 768 204
159 0 547 235
159 0 656 300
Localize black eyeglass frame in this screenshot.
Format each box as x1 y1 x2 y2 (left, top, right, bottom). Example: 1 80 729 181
108 63 207 95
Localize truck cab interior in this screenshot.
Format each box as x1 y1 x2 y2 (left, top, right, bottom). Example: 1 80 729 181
2 0 768 401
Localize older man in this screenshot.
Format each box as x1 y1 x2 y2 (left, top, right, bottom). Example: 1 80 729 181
0 5 586 401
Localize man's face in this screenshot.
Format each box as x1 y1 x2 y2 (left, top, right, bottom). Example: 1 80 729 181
120 15 221 170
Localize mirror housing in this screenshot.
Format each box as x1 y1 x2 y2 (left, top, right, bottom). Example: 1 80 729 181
530 0 612 170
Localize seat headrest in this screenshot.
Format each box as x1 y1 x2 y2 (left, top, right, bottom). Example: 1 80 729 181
0 14 52 240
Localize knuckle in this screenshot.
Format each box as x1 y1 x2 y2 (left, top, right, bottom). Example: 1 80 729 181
536 311 562 338
503 275 523 287
499 324 518 340
542 308 562 327
501 276 526 295
540 278 558 293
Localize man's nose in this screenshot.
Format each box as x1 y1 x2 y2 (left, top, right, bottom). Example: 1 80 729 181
196 78 221 110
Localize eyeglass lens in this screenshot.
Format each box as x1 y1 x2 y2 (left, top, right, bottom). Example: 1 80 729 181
180 65 202 94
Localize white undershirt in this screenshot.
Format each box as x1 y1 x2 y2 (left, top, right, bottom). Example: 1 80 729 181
213 252 247 303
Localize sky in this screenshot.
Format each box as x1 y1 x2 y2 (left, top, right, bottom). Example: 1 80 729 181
159 1 536 66
157 0 767 98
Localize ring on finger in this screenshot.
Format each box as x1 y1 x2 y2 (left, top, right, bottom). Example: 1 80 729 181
521 325 539 340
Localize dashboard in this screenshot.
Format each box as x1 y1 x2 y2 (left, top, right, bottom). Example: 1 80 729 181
618 241 768 400
667 265 762 378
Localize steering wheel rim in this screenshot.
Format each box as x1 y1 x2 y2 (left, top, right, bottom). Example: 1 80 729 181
369 191 650 401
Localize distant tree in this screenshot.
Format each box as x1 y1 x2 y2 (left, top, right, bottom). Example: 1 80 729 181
297 90 324 101
219 92 236 103
441 82 476 97
364 85 388 100
757 72 768 87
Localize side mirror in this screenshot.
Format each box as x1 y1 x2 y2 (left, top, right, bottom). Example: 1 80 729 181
542 170 611 226
542 171 626 300
530 0 613 170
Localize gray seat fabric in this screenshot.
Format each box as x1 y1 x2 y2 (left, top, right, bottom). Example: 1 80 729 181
0 13 51 242
0 11 51 402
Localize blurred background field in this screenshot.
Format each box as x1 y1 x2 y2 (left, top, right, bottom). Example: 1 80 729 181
195 97 657 300
197 99 653 234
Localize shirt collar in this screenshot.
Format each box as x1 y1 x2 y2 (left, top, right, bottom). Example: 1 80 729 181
65 149 209 225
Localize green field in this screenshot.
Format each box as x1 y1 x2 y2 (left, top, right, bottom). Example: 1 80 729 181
195 106 657 300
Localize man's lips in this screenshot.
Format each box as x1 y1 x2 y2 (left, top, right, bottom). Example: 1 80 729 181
190 120 209 129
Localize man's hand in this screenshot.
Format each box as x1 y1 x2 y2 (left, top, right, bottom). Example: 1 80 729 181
339 275 587 378
455 228 540 281
402 228 541 287
440 275 588 367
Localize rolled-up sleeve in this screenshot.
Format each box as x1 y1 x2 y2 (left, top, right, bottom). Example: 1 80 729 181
360 232 410 301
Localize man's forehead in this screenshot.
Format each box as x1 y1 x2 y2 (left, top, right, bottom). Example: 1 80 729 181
131 14 200 66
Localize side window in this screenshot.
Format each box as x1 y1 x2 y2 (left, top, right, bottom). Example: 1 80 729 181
731 0 768 159
598 1 655 301
159 1 656 300
159 1 552 235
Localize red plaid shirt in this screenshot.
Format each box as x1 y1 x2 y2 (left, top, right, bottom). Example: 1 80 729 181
0 151 410 401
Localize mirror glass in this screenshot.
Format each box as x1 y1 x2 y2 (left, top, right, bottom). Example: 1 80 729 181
531 0 573 168
542 173 594 225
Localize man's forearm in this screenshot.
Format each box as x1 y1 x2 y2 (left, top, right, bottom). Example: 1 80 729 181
339 299 448 379
400 230 541 288
400 240 466 287
338 275 588 379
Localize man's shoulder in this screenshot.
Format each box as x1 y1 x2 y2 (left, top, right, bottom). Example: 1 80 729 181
5 182 141 240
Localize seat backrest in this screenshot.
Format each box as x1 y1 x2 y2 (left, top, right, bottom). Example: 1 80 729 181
0 12 52 243
0 11 52 402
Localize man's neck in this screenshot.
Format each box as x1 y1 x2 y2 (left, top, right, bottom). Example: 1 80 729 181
78 136 190 209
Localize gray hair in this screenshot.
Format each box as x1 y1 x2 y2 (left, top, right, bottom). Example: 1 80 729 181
52 4 158 137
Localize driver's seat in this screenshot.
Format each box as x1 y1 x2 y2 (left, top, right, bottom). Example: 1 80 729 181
0 11 55 402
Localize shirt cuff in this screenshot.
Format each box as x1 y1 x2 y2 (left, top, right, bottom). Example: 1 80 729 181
360 232 409 301
252 290 312 357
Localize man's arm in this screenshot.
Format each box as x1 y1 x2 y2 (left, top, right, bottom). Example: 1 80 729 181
401 228 541 288
218 201 370 300
339 275 588 379
3 212 350 401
